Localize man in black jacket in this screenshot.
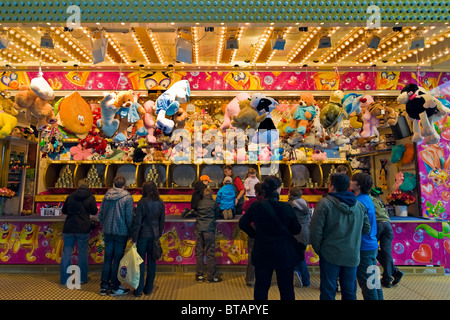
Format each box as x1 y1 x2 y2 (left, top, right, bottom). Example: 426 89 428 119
60 179 98 286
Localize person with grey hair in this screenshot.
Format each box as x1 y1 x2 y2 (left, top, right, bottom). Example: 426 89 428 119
98 175 134 296
60 178 97 286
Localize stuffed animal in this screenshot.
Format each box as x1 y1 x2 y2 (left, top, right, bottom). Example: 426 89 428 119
0 91 18 116
79 128 108 155
30 72 55 101
319 90 346 134
250 93 280 146
397 83 450 145
142 100 157 143
231 99 266 131
399 172 416 192
98 92 120 138
360 95 380 138
393 172 404 191
342 93 363 129
173 106 188 130
220 92 250 131
311 149 327 161
0 112 18 138
285 93 317 135
115 91 148 142
56 91 94 139
401 144 415 164
155 80 190 135
69 144 93 161
12 85 57 130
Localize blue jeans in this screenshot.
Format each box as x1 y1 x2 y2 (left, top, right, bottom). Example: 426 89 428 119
357 249 384 300
295 249 310 286
319 255 357 300
60 233 90 285
135 237 157 294
101 234 128 290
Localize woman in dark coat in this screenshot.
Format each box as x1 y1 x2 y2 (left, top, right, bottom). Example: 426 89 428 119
60 179 98 286
239 176 301 300
132 181 165 297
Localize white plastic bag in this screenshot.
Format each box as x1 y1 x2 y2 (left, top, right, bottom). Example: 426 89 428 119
117 244 143 289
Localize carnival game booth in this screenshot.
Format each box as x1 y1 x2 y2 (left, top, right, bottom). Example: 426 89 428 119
0 16 449 274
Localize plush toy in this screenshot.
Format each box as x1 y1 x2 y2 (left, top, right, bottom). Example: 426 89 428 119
320 90 346 134
311 149 328 161
285 93 317 135
173 106 188 130
115 91 148 142
393 172 404 191
0 112 18 138
12 85 57 130
360 95 380 138
401 144 415 165
56 91 94 139
397 83 450 145
220 92 250 131
155 80 190 135
231 99 266 131
69 144 93 161
258 145 271 161
79 128 108 155
250 93 280 146
342 93 364 129
142 100 157 143
399 172 416 192
0 91 18 116
30 72 55 101
98 92 120 138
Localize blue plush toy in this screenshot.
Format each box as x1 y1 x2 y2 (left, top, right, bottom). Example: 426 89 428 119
155 80 190 135
98 92 120 138
342 93 362 115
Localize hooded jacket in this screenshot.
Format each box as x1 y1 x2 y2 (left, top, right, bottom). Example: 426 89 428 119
62 186 98 234
309 191 371 267
98 188 134 237
195 195 219 232
191 181 207 211
216 184 236 210
290 197 310 246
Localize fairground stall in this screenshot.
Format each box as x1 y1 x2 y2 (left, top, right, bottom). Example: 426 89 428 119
0 2 449 274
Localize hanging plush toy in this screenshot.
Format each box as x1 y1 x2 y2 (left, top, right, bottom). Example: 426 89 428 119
12 84 57 130
0 91 18 138
231 99 266 131
250 93 280 146
320 90 346 135
220 92 250 131
98 92 120 138
342 93 363 129
56 91 94 139
397 83 450 145
155 80 190 135
115 91 148 142
379 159 388 189
142 100 157 143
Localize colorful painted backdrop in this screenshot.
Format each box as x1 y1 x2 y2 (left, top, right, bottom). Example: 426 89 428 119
1 70 449 94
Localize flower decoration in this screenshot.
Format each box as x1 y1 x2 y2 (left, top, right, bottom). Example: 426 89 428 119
0 187 16 198
386 190 416 206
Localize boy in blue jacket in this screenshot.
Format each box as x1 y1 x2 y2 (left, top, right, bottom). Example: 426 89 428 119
216 176 236 219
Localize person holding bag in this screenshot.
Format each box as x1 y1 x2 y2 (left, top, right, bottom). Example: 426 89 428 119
239 176 301 300
132 181 165 297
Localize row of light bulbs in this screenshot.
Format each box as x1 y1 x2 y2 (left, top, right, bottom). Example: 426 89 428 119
215 27 227 64
320 27 366 64
230 27 245 64
148 30 165 65
131 28 151 65
286 27 321 64
192 27 199 64
265 27 291 64
250 26 275 64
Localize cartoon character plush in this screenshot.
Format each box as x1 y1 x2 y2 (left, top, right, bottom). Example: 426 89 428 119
231 99 266 131
342 93 363 129
115 91 148 142
98 92 120 138
142 100 157 143
397 83 450 145
12 84 57 130
286 93 317 135
360 95 380 138
155 80 190 135
220 92 250 131
319 90 346 134
173 106 188 130
56 91 94 139
250 93 280 146
361 97 399 139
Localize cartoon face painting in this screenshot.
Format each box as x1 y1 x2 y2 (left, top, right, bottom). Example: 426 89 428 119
313 72 340 90
224 71 262 90
127 71 186 91
376 71 400 90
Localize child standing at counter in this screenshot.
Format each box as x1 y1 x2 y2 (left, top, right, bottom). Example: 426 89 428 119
216 176 236 220
244 168 260 199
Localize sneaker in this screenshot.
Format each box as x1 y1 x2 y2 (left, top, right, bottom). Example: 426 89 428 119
195 274 204 282
110 286 130 296
207 276 222 283
100 288 109 296
381 278 392 288
133 290 142 297
392 270 404 286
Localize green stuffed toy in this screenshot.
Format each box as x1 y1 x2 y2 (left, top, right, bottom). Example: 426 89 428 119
399 172 416 192
391 144 406 164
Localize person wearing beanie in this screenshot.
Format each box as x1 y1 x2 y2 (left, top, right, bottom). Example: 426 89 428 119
370 187 404 288
350 172 384 300
310 173 371 300
239 176 301 300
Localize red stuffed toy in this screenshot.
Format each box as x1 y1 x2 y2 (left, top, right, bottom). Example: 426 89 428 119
80 128 108 155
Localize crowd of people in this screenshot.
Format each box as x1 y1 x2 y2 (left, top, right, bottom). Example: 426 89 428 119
60 165 403 300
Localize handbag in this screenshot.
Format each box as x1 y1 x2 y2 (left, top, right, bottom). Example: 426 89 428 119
144 200 163 261
261 200 305 262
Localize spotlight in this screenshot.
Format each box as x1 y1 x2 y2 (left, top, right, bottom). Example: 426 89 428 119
393 27 403 32
226 35 239 50
40 32 54 49
271 35 286 50
0 32 9 49
205 27 214 32
91 30 108 64
175 37 193 64
298 27 308 32
318 36 332 49
410 37 425 50
365 35 381 48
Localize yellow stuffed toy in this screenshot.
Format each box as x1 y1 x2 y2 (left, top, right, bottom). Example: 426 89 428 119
0 90 18 138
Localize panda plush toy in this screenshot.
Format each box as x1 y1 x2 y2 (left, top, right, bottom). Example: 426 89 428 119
397 83 449 145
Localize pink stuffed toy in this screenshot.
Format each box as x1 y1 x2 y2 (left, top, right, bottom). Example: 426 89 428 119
360 95 380 138
220 92 250 131
258 145 272 161
311 150 328 161
143 100 157 143
393 172 404 191
70 144 93 160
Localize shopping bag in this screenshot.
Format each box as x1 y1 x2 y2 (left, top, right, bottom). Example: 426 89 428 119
117 244 143 289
